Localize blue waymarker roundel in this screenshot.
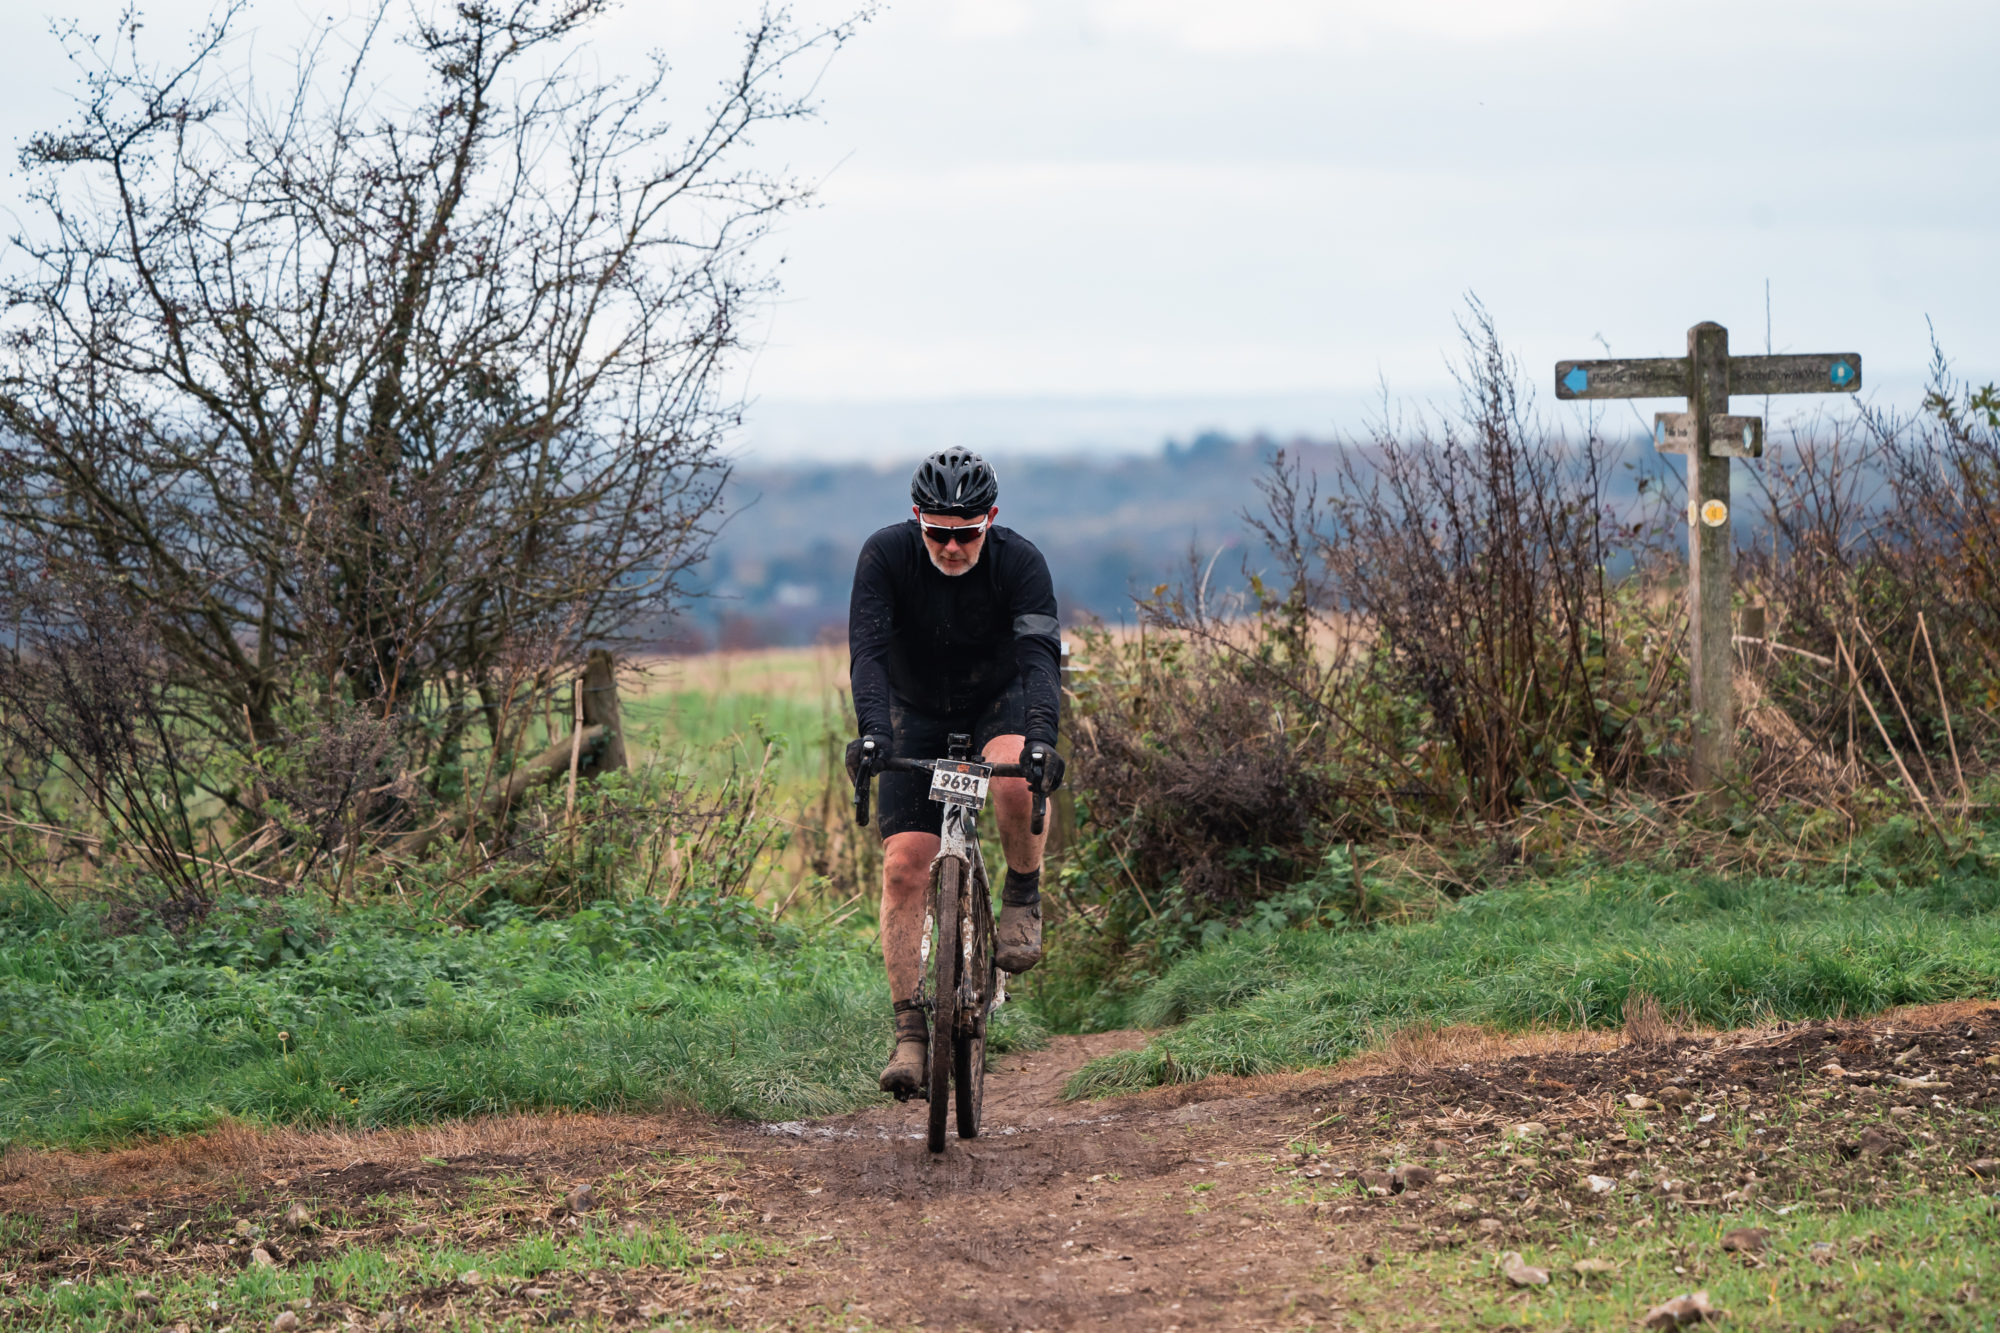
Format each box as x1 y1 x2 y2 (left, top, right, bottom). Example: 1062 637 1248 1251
1562 366 1590 395
1829 360 1854 387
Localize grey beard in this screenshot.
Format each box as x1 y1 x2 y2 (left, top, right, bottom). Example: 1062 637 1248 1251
927 547 976 576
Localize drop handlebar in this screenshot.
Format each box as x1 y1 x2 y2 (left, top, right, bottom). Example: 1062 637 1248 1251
853 756 1047 837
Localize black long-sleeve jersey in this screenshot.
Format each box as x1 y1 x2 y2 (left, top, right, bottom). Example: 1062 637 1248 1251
848 520 1061 745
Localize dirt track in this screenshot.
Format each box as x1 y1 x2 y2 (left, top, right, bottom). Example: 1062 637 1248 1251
730 1029 1355 1331
9 1005 2000 1330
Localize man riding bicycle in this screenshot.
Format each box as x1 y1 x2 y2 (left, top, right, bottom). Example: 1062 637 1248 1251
846 448 1065 1097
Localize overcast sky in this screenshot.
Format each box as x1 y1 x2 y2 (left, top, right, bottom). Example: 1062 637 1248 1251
4 1 1994 459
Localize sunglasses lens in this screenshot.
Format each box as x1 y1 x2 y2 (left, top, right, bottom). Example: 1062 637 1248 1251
923 521 984 546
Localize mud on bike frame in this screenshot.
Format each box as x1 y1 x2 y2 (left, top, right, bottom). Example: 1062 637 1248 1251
851 735 1047 1151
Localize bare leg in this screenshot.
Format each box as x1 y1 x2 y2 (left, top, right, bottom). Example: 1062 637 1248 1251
880 831 939 1004
981 733 1046 874
982 733 1049 973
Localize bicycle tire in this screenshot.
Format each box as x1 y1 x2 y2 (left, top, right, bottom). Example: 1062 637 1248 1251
954 854 992 1139
928 857 961 1153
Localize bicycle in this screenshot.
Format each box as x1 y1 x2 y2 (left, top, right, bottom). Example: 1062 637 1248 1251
853 733 1048 1153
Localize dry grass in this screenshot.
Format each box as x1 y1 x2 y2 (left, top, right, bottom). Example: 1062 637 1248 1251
623 645 847 704
1113 1025 1629 1111
1621 990 1673 1048
0 1110 714 1211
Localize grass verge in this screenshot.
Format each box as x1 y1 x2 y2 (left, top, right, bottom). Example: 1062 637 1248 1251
0 887 1046 1148
0 1217 763 1333
1345 1195 1999 1330
1064 861 2000 1099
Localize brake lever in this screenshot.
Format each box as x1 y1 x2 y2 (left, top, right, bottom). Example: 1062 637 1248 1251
1030 790 1046 837
854 771 871 827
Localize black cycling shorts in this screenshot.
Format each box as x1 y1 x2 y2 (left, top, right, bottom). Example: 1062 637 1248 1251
876 677 1028 840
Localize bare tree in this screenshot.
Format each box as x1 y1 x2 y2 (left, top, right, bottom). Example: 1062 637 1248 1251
0 0 860 819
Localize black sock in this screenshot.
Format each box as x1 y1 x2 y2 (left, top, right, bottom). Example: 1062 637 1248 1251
1003 866 1041 907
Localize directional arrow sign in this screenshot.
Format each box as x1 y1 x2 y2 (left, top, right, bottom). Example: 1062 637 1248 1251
1654 412 1764 459
1729 353 1863 396
1553 357 1687 400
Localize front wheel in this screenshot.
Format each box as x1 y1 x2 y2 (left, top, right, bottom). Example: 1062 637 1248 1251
927 857 961 1153
955 860 993 1140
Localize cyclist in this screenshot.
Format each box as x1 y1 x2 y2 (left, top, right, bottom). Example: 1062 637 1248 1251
845 448 1066 1097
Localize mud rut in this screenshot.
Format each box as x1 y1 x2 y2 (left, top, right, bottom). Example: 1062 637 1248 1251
664 1004 2000 1331
723 1030 1354 1331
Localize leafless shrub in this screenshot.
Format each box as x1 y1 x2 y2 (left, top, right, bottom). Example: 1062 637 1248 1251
1067 306 1695 926
1743 355 1994 814
0 583 216 920
1323 302 1675 818
248 692 403 900
1067 468 1369 912
1874 344 2000 770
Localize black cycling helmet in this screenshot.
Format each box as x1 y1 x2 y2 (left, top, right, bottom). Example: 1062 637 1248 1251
910 448 998 517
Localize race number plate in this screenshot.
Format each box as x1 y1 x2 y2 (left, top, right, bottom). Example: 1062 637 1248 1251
929 760 992 808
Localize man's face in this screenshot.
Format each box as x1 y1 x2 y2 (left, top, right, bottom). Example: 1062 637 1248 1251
915 505 997 577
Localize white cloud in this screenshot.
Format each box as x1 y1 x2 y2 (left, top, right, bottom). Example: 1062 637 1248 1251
1082 0 1600 52
941 0 1039 40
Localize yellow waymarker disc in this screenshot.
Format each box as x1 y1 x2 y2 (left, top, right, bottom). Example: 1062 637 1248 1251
1700 499 1729 527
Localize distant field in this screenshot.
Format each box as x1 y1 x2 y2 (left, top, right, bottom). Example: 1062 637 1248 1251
616 645 845 772
625 646 848 707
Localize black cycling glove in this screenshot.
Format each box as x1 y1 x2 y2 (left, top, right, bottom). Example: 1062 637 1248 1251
1023 742 1065 795
845 733 892 786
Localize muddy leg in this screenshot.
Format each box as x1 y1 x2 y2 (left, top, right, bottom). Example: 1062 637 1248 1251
881 831 939 1003
980 733 1046 875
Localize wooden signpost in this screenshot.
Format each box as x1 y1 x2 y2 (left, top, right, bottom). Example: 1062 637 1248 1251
1555 322 1862 789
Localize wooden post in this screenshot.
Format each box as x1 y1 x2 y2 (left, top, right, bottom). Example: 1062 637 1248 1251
1555 324 1862 799
1739 603 1766 644
575 648 627 777
564 677 584 824
1687 322 1733 788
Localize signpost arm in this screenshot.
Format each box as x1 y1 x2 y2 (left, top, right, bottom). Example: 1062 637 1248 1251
1687 322 1733 790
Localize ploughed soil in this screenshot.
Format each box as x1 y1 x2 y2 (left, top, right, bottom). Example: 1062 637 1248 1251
7 1005 2000 1330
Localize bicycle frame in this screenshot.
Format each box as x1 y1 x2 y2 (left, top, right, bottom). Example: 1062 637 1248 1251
921 798 1002 1028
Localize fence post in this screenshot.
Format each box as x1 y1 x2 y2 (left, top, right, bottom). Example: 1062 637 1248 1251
576 649 627 777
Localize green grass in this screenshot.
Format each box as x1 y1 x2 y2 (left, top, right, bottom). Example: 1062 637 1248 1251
1346 1196 2000 1330
1063 861 2000 1098
621 689 840 786
0 881 1045 1148
0 890 849 1147
0 1216 759 1331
